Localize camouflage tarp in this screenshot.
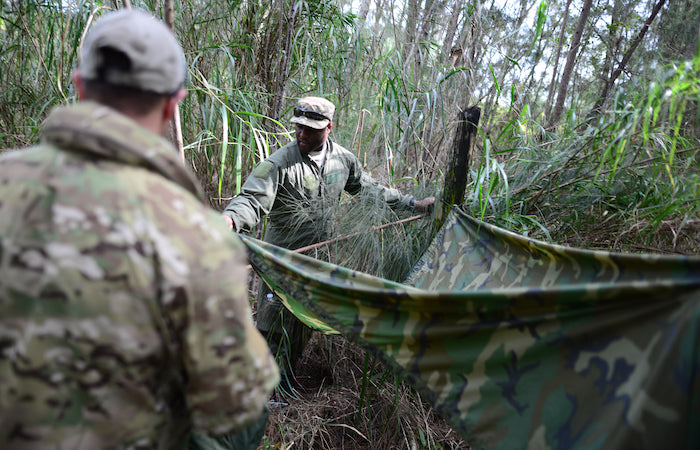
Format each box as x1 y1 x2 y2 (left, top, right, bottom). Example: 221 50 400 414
240 207 700 449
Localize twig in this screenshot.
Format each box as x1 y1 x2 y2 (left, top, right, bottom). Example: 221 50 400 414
292 214 428 253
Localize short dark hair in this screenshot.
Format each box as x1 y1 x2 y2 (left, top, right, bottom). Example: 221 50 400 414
82 79 167 117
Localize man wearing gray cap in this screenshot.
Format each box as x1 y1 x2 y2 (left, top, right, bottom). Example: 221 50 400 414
222 96 435 393
0 9 278 449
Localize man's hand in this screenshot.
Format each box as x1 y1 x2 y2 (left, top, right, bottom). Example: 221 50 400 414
414 196 435 212
222 214 234 231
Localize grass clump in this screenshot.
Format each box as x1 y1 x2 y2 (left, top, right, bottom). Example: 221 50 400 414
265 334 467 450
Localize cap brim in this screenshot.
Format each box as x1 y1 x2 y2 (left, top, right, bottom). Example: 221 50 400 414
290 116 329 130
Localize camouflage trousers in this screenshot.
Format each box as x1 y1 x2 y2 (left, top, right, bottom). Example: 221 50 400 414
256 283 312 382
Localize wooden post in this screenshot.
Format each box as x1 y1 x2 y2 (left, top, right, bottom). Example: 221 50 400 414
435 105 481 230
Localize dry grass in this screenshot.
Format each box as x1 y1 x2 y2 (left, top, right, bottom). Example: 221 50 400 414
262 333 468 450
547 209 700 255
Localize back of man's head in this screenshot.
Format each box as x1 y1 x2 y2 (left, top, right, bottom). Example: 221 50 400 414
78 9 186 115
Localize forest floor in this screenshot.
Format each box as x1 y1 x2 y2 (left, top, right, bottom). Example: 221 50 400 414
262 332 468 450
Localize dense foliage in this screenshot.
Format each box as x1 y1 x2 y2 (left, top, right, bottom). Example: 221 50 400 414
2 0 698 255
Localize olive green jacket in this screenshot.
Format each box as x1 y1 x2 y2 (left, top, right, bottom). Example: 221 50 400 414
0 102 278 449
223 139 414 250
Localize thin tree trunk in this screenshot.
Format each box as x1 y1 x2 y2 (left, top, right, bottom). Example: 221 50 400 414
163 1 174 30
549 0 593 129
270 0 297 126
414 0 438 74
359 0 371 21
162 0 185 163
594 0 624 116
402 0 421 65
374 0 386 35
545 0 571 121
462 0 484 95
441 0 461 65
588 0 668 118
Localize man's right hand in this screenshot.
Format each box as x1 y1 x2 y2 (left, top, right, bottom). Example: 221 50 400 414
222 214 234 231
414 196 436 212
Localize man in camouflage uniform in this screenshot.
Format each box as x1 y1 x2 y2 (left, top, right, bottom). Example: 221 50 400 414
222 96 434 392
0 9 278 449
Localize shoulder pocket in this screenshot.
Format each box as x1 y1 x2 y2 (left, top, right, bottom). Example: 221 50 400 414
253 161 275 178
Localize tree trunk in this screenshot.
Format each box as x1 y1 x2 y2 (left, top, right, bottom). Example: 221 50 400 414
402 0 421 65
588 0 668 118
359 0 371 21
549 0 593 129
436 106 481 229
270 0 298 127
162 0 184 163
413 0 438 76
451 1 479 99
373 0 386 35
441 0 461 65
545 0 571 121
597 0 623 108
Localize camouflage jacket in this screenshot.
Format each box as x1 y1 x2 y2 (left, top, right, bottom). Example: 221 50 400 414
223 139 414 250
0 102 279 449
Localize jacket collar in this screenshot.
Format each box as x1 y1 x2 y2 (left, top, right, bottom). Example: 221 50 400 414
41 101 205 201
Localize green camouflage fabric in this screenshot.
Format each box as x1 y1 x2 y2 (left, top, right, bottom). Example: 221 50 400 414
0 102 279 449
240 207 700 449
223 139 414 250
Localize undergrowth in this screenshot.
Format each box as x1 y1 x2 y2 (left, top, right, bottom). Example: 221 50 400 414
463 55 700 254
263 334 467 450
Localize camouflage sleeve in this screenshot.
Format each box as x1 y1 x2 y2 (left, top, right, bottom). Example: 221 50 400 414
175 209 279 435
222 160 279 233
147 180 279 435
344 154 414 210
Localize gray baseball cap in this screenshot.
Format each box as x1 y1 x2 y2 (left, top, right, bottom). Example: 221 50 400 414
79 9 186 95
290 97 335 129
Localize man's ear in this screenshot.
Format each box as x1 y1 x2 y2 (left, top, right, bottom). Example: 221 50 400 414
327 122 334 132
163 88 187 122
72 70 86 100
